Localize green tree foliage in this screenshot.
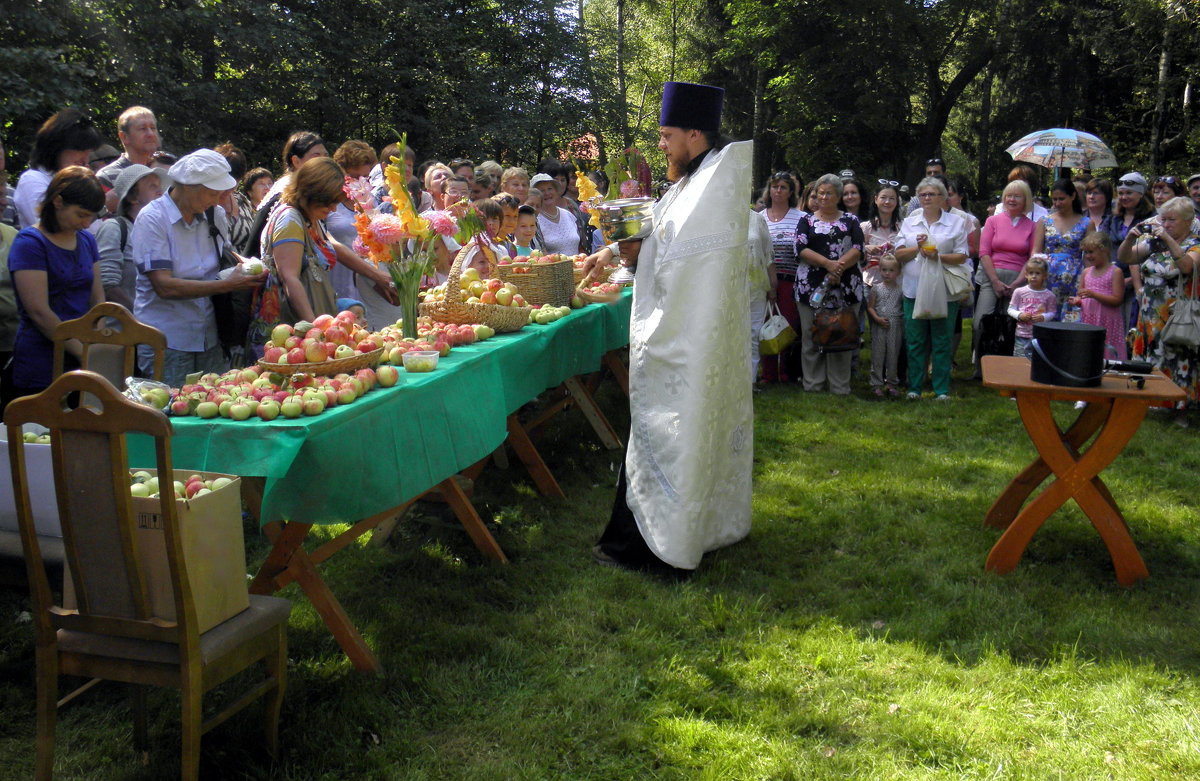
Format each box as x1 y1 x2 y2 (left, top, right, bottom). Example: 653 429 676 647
3 0 1197 202
1 0 592 176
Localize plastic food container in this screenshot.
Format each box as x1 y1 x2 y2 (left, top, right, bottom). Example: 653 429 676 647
402 350 440 373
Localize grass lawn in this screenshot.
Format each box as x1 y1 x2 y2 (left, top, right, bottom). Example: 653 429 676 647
3 341 1200 779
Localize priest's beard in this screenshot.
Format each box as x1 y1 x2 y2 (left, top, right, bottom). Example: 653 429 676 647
666 155 691 183
666 146 710 183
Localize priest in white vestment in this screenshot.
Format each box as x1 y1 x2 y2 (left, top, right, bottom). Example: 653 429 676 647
592 82 754 573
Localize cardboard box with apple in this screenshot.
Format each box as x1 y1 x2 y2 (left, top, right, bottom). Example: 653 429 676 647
65 469 250 634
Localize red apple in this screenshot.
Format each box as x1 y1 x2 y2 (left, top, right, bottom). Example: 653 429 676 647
284 335 303 350
376 365 400 387
312 313 335 330
287 347 306 365
486 278 503 293
304 339 327 363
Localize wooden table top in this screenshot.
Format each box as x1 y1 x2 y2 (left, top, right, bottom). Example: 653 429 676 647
981 356 1187 403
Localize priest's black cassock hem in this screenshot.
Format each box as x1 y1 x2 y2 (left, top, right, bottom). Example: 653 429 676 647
596 464 692 575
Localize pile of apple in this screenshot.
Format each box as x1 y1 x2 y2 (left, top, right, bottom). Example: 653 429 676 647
20 431 51 445
129 470 235 500
528 304 573 325
423 268 527 307
169 364 399 421
580 282 623 297
261 310 381 366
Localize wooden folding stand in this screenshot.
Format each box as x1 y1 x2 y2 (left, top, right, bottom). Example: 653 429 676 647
242 476 506 674
981 355 1185 586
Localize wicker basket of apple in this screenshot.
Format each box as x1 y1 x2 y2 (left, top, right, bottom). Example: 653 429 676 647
494 250 575 307
418 246 531 332
258 309 384 376
576 281 623 305
167 364 399 421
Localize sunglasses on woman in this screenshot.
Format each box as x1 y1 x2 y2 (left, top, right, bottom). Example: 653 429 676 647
877 179 899 188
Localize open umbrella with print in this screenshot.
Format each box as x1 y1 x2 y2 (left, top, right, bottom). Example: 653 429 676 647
1005 128 1117 170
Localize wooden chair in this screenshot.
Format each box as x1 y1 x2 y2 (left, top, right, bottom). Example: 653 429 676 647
6 371 289 780
51 302 167 387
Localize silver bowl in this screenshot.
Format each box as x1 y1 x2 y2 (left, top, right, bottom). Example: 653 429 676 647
596 197 655 243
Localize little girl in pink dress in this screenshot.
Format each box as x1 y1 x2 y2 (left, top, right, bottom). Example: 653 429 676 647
1071 232 1127 360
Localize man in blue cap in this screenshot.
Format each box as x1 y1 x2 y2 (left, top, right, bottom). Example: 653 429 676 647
591 82 754 574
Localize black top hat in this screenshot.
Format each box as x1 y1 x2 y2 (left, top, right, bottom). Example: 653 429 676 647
659 82 724 133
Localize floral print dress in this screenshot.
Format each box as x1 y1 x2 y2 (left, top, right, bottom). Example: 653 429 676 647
1131 235 1200 406
793 212 864 309
1042 214 1089 321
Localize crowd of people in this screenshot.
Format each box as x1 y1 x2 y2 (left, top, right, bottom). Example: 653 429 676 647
1 105 1199 425
753 160 1200 425
0 106 604 397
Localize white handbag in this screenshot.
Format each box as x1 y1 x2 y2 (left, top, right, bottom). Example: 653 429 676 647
759 302 796 355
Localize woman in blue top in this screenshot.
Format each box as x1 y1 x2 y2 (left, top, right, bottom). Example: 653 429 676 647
3 166 105 410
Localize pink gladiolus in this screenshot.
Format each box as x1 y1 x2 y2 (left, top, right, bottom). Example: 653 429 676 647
427 210 457 237
370 214 408 244
352 237 369 256
343 176 375 208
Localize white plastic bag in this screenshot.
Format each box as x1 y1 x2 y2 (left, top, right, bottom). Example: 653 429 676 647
913 257 948 320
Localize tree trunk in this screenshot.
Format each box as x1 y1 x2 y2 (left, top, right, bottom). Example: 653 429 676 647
1149 27 1172 174
977 65 994 206
616 0 631 148
578 0 607 166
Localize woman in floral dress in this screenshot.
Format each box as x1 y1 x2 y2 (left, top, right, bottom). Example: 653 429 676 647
793 173 864 395
1119 196 1200 425
1033 177 1091 321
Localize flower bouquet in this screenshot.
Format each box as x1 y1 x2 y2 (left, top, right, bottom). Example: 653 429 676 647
344 135 485 338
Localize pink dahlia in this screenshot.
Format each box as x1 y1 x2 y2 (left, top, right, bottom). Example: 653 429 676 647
620 179 642 198
370 214 407 244
427 210 458 237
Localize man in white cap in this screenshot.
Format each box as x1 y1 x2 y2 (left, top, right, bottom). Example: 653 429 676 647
132 149 265 386
590 82 754 574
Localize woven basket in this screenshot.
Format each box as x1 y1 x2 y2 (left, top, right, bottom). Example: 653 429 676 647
496 256 574 307
259 347 384 376
576 288 621 305
419 243 531 333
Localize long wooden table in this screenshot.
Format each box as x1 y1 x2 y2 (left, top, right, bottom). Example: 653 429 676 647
129 294 632 671
981 355 1185 586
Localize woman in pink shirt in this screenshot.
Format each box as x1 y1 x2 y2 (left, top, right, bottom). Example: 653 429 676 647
972 179 1035 377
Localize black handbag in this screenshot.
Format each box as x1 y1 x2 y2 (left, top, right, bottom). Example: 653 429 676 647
205 207 252 359
977 296 1016 358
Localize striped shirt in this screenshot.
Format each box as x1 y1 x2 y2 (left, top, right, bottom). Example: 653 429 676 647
760 208 805 276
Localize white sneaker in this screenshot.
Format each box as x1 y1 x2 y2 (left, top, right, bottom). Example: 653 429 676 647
906 392 921 400
935 394 951 401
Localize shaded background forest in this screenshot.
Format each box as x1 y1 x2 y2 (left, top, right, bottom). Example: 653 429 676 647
3 0 1198 204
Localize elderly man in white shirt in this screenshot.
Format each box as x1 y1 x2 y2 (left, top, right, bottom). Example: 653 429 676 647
132 149 265 386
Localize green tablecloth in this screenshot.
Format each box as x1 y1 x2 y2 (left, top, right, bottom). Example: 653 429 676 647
128 292 631 526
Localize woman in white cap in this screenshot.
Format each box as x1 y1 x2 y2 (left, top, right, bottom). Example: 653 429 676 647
131 149 266 386
95 164 167 308
531 172 582 256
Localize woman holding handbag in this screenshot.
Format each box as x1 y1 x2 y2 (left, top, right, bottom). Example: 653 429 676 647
758 171 803 382
894 177 969 400
793 174 864 395
1120 195 1200 426
247 158 395 355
